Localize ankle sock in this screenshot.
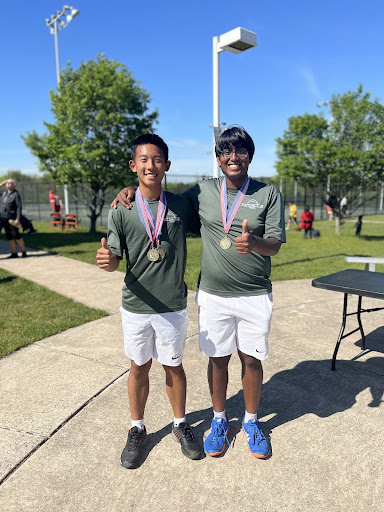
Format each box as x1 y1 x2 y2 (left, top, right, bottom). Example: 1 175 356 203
213 410 227 420
131 419 144 432
173 416 187 427
244 411 257 423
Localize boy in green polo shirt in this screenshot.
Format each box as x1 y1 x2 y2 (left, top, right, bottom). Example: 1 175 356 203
96 134 202 469
183 126 285 458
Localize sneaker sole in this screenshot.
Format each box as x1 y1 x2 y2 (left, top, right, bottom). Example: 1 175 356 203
242 428 270 459
171 431 202 460
203 427 229 457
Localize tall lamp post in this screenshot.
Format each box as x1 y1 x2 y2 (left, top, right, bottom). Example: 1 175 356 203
45 5 79 215
317 101 331 200
212 27 257 177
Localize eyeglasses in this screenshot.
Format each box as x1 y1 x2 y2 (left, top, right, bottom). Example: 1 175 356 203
220 148 248 159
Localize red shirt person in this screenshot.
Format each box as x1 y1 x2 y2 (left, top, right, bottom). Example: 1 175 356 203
49 190 62 213
300 207 314 239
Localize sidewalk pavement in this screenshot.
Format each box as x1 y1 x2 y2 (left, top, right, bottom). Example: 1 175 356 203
0 240 383 512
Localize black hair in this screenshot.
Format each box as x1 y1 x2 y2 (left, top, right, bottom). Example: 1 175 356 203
215 125 255 162
131 133 169 161
304 206 310 212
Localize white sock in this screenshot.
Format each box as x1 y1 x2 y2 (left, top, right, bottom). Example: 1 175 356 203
173 416 187 427
131 419 144 432
213 410 227 420
244 411 257 423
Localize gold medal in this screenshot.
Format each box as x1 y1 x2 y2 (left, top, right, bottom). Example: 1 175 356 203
157 248 165 260
220 236 231 250
147 248 159 261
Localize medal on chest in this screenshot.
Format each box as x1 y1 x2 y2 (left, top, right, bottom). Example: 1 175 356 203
220 177 250 250
136 189 167 262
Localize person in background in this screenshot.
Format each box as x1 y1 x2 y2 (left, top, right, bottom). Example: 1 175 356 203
300 206 314 239
286 201 298 230
324 203 333 221
340 196 347 215
49 190 63 213
355 215 363 237
0 179 27 258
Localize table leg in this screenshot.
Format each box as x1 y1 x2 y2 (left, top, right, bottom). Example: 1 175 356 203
357 295 366 350
331 293 348 371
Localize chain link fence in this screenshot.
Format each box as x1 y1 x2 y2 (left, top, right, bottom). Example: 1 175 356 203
14 176 384 230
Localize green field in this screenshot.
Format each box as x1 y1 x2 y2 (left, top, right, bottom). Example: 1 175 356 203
0 267 107 358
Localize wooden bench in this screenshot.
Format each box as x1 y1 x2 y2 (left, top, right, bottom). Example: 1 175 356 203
345 256 384 272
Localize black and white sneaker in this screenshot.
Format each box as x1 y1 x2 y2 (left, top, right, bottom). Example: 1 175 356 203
121 426 147 469
172 422 203 460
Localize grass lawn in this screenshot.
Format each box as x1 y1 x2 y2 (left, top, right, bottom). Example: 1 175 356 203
271 217 384 281
7 214 384 290
0 267 107 358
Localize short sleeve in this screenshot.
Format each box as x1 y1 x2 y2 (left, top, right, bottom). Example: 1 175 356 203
107 207 125 259
181 184 201 215
264 186 286 243
186 201 201 236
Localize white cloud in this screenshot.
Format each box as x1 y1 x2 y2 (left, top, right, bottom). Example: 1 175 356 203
299 68 322 100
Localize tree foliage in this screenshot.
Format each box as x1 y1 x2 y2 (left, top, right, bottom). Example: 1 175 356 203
276 85 384 234
23 55 158 232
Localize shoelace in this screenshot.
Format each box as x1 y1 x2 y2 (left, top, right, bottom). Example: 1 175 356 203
247 421 265 444
127 429 141 449
212 419 230 447
179 423 195 441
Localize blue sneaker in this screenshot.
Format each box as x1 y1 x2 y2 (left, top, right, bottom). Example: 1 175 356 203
242 419 270 458
204 415 230 456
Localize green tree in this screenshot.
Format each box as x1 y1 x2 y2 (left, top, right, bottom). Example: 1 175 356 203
276 86 384 234
0 170 37 182
23 55 158 232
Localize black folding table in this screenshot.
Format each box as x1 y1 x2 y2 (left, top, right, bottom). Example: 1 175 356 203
312 269 384 370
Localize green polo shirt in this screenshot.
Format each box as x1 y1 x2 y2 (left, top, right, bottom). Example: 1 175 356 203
107 191 200 314
183 177 286 296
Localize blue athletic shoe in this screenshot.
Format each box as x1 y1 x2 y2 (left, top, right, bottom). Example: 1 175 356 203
204 415 230 456
242 418 270 458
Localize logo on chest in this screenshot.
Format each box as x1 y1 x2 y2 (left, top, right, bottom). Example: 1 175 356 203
165 211 180 223
241 199 264 210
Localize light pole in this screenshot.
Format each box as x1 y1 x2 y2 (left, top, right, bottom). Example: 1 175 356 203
45 5 79 215
212 27 257 178
317 101 331 200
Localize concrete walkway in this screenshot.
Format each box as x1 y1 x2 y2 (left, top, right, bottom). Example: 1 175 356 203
0 240 383 512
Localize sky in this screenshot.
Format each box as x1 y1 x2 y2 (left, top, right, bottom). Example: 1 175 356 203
1 0 384 181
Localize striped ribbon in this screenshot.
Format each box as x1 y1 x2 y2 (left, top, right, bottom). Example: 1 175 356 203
136 189 167 246
220 177 250 235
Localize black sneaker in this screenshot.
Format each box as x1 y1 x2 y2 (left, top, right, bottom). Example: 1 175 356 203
22 252 28 258
120 426 147 469
172 422 203 460
7 253 18 259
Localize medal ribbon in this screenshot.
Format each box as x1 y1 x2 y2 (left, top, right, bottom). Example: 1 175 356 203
220 177 250 235
136 189 167 246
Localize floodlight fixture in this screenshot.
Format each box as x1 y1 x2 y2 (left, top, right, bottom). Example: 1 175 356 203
217 27 257 54
45 5 79 214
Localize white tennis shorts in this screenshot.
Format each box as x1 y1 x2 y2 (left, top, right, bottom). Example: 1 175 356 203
195 289 273 360
120 306 188 367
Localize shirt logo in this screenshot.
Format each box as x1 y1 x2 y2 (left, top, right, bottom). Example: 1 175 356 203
241 199 264 209
165 211 180 223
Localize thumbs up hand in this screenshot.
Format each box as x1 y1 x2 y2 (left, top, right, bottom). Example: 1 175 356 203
234 219 255 254
96 237 115 270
